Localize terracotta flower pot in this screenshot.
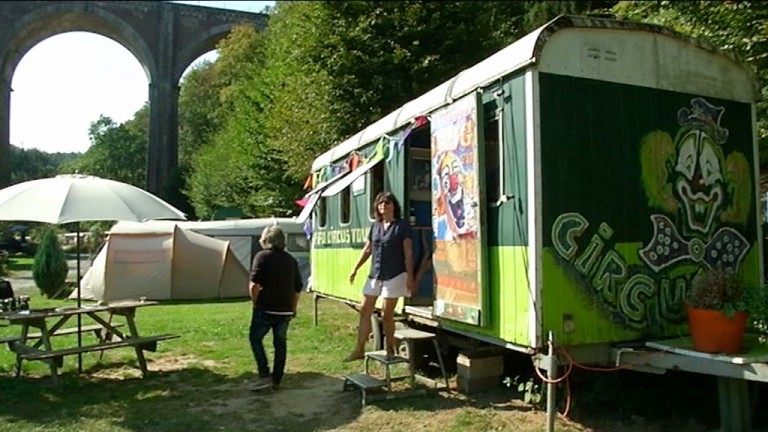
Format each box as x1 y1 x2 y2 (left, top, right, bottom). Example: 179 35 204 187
685 303 748 354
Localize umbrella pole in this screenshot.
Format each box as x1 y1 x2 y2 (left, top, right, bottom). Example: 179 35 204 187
76 222 82 374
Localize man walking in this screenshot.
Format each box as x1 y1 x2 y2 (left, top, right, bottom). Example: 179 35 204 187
249 225 303 392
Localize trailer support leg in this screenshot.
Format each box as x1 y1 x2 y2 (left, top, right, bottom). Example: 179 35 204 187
546 331 558 432
718 376 751 432
313 292 319 326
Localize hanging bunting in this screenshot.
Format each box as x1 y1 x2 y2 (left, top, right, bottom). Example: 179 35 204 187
303 219 313 239
346 151 363 171
303 174 313 191
395 115 430 152
386 135 397 163
373 136 389 161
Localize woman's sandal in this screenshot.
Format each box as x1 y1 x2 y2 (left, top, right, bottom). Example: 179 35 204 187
343 352 365 362
385 348 397 360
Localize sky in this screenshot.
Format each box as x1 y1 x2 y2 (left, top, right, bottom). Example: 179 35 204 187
9 1 274 154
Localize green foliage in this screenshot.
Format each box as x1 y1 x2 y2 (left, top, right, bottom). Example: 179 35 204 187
86 222 110 255
504 375 544 405
178 60 222 168
177 0 762 220
31 228 69 299
10 145 79 182
180 2 615 218
522 1 617 30
183 24 285 218
63 113 148 187
687 268 745 313
687 268 768 321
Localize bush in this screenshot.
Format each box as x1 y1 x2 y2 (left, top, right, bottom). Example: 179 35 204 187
32 228 69 299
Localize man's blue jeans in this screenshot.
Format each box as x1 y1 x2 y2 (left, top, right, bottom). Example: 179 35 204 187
249 308 291 385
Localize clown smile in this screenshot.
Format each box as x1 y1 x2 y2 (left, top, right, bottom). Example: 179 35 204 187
676 181 723 234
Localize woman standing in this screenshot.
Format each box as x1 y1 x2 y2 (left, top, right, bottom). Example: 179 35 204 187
346 192 415 361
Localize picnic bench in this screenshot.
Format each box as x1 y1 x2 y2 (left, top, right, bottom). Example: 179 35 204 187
0 323 125 345
0 300 180 382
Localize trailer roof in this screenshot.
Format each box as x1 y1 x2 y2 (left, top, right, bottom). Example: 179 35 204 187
311 15 758 171
110 217 303 235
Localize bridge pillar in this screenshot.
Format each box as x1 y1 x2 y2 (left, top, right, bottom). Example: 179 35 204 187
147 78 179 197
147 3 178 196
0 78 10 187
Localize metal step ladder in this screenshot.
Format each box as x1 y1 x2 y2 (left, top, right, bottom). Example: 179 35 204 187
343 328 450 406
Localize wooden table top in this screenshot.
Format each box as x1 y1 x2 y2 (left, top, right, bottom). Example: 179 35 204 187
0 300 159 322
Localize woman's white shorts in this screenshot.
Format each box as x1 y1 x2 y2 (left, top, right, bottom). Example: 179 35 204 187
363 272 408 298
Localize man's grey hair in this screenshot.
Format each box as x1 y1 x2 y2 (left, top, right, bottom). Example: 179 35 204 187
259 225 285 250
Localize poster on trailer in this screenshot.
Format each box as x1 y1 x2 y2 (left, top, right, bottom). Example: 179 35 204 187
430 94 484 325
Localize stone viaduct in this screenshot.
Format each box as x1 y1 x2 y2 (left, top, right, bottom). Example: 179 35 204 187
0 1 267 194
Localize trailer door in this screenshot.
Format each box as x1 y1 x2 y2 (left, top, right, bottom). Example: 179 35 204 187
430 93 487 325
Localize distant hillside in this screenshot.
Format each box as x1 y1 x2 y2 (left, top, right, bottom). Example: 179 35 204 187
10 145 81 183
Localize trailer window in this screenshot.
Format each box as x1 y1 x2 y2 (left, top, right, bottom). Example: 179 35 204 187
317 197 327 227
340 187 351 225
369 162 384 220
286 233 309 252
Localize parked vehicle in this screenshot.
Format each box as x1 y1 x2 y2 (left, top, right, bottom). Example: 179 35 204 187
304 15 762 367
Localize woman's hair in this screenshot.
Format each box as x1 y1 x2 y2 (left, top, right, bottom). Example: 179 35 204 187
372 191 401 222
259 225 286 250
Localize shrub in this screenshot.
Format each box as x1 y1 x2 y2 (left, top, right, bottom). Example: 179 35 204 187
32 228 69 298
687 268 745 313
687 268 768 324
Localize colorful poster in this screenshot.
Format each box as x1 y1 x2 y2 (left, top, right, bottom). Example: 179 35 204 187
430 94 483 325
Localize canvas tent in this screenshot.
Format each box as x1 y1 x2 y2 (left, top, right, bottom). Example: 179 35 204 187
107 218 311 289
74 224 248 302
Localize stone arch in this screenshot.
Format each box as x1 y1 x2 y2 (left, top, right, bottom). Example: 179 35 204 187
174 23 240 83
0 1 267 195
0 4 155 85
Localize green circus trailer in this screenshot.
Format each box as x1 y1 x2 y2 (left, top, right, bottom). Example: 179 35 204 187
302 15 762 363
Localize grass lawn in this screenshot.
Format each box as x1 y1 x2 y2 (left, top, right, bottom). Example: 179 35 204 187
4 255 33 275
0 292 744 432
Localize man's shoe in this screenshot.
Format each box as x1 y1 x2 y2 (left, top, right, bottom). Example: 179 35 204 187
251 377 272 392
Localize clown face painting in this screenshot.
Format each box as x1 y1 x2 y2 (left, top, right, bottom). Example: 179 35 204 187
639 97 751 273
437 152 475 238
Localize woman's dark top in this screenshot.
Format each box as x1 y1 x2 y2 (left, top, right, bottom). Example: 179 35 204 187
368 218 411 281
250 248 303 314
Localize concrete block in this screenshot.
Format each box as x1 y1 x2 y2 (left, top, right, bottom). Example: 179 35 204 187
456 352 504 380
456 374 500 394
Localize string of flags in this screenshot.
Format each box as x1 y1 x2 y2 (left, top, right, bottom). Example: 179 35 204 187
300 115 430 195
296 115 429 239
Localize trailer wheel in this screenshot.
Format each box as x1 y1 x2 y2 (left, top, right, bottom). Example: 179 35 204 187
368 313 383 351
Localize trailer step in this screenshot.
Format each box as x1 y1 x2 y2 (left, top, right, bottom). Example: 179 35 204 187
343 373 388 390
366 350 409 365
395 328 436 340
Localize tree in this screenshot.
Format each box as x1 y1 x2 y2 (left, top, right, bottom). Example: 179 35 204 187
255 2 533 207
32 228 69 299
10 146 78 183
62 113 148 187
185 24 282 218
178 60 222 168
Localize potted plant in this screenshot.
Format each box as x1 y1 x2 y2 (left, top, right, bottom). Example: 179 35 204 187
685 268 762 354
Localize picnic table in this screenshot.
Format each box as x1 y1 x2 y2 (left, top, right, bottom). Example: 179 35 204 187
0 300 179 382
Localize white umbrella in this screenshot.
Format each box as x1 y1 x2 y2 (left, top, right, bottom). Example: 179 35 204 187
0 174 186 372
0 174 186 223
